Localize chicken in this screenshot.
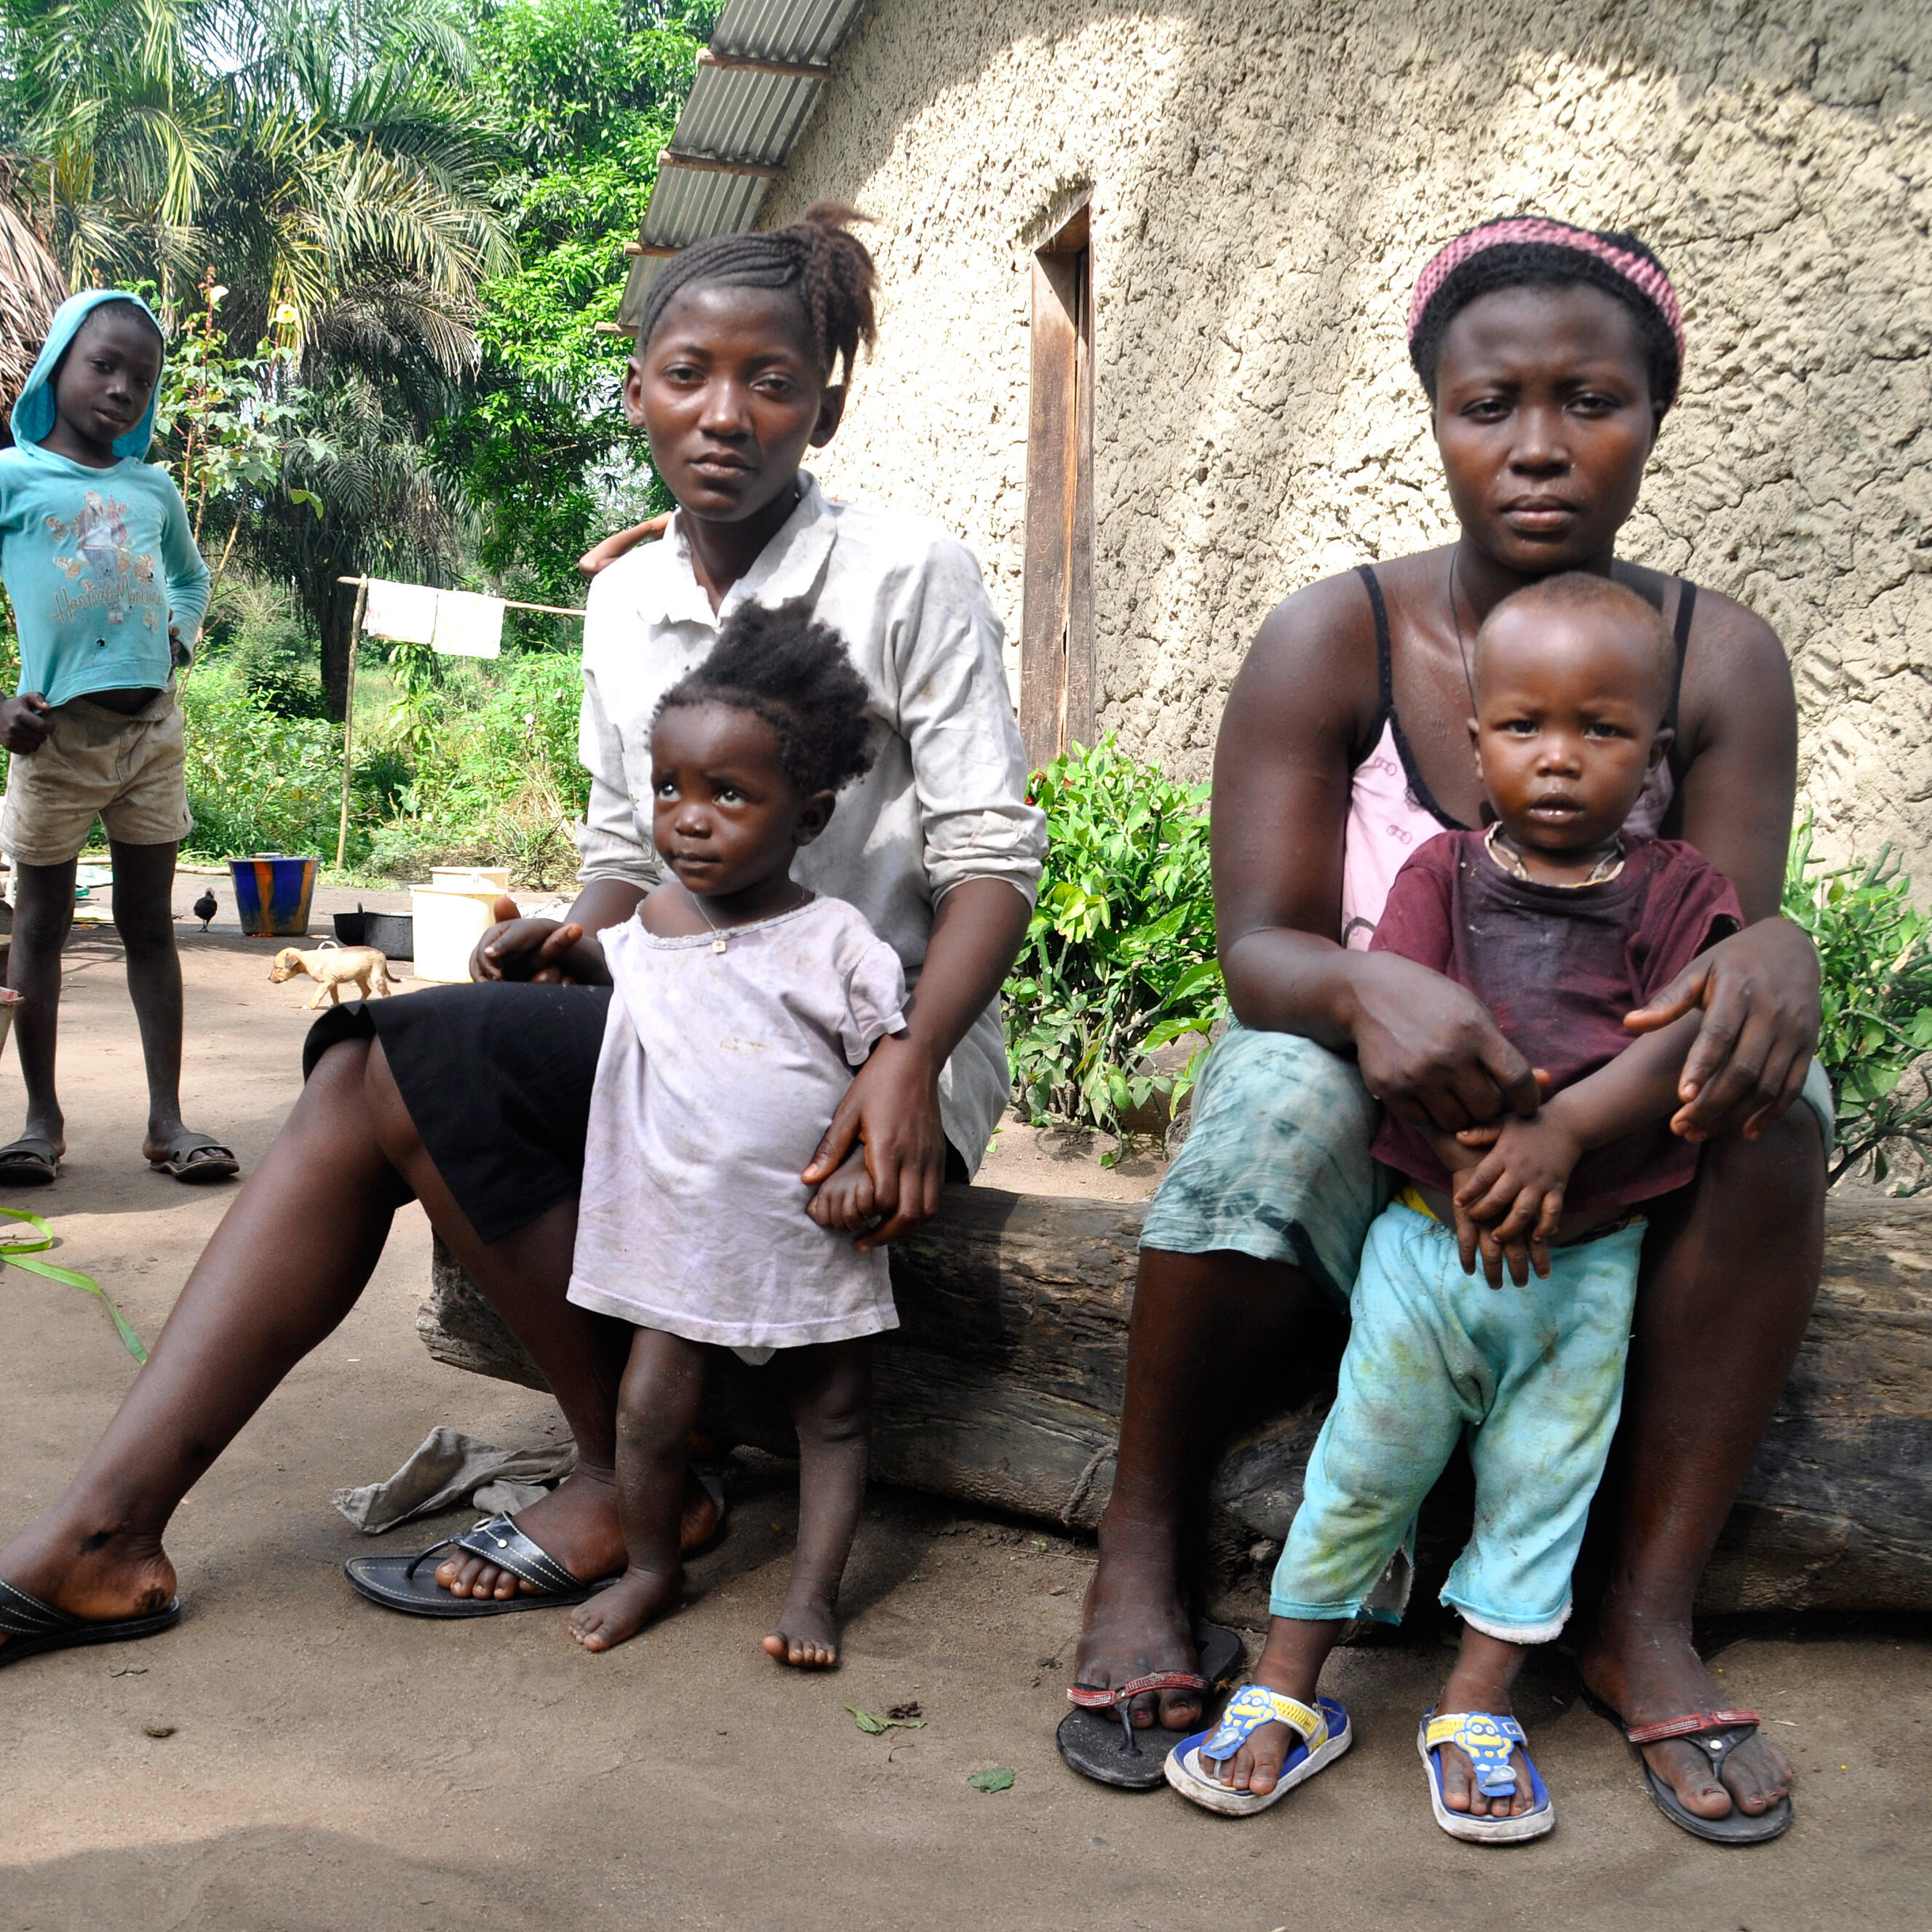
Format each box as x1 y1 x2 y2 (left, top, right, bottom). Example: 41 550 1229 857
193 889 218 931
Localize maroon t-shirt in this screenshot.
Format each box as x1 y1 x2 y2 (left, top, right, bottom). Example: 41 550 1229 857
1369 832 1744 1213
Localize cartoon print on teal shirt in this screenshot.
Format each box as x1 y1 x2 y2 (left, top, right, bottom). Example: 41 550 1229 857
44 491 160 630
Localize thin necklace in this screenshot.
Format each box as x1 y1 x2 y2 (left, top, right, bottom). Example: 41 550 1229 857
691 892 729 954
688 882 808 954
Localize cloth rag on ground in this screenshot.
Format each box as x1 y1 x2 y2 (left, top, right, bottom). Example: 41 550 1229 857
333 1425 576 1534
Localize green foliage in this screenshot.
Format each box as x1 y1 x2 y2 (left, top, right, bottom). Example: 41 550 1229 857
150 277 319 536
180 664 350 859
1003 738 1227 1146
434 0 711 604
177 568 587 878
1784 823 1932 1188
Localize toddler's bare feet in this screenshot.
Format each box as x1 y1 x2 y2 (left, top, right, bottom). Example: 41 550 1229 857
761 1583 840 1668
568 1565 682 1653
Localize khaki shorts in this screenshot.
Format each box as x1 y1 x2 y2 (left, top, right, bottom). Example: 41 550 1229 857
0 689 193 865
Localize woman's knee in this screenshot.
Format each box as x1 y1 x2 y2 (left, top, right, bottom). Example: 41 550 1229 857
1698 1103 1826 1218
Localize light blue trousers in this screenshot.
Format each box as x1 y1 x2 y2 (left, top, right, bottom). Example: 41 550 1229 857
1271 1201 1645 1645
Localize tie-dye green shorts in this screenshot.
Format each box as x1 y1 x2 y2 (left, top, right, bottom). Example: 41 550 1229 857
1139 1021 1834 1303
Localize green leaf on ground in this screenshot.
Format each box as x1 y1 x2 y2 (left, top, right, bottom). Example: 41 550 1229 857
845 1705 927 1736
968 1766 1016 1793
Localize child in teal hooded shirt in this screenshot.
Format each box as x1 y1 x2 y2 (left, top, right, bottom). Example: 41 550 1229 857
0 291 235 1185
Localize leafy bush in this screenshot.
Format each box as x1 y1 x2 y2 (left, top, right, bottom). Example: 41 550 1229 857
1784 824 1932 1187
180 670 349 859
1004 738 1226 1142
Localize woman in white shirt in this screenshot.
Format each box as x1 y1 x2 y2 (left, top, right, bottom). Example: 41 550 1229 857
0 206 1046 1659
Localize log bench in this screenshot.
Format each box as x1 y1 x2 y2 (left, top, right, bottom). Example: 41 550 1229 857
418 1188 1932 1620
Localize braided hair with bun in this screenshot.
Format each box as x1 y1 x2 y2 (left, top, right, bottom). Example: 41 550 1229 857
636 203 879 386
656 595 877 798
1408 216 1684 412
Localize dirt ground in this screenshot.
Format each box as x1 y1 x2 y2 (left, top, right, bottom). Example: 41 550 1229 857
1 890 1927 1932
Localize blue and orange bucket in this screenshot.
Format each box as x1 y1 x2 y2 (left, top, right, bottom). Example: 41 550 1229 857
228 854 320 938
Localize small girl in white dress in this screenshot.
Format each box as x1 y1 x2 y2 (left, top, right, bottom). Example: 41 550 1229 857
555 595 907 1666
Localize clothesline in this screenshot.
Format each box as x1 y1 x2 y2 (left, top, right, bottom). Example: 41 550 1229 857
331 575 589 867
333 576 587 621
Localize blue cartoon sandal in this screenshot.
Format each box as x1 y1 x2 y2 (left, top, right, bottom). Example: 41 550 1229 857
1418 1709 1555 1843
1164 1682 1352 1816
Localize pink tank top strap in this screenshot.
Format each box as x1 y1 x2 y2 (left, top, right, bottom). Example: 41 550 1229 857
1339 565 1693 949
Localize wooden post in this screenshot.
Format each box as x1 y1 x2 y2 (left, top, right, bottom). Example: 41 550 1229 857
335 576 368 872
1019 205 1094 771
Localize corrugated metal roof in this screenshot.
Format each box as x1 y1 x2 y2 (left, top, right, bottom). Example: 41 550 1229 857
711 0 867 66
615 0 869 331
673 66 822 168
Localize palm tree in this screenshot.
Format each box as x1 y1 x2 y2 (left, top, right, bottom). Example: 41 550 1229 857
2 0 513 714
0 168 68 418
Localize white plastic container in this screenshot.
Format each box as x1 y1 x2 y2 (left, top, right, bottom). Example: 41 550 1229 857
431 867 511 892
410 881 509 983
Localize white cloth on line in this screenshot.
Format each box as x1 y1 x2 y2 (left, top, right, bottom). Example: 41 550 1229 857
568 895 907 1348
360 578 439 645
332 1424 576 1533
431 589 505 659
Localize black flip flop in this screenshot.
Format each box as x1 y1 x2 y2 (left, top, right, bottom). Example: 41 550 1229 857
1587 1690 1794 1845
345 1511 619 1618
0 1139 59 1186
1056 1623 1246 1790
0 1575 180 1667
151 1137 239 1184
343 1472 728 1619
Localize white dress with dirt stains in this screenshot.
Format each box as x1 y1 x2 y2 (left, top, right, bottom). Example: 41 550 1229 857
566 895 907 1350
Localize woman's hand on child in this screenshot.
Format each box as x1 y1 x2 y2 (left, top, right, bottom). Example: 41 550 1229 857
1450 1113 1581 1287
1348 952 1543 1134
1625 918 1821 1143
801 1033 945 1252
0 693 52 755
806 1146 881 1237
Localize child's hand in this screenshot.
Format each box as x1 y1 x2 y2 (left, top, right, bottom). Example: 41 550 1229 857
806 1146 880 1239
169 624 191 670
472 902 609 985
0 693 52 755
1450 1112 1582 1287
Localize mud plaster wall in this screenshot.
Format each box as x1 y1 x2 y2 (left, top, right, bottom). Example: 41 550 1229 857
766 1 1932 875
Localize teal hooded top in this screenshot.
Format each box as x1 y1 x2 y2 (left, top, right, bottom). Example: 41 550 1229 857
1 291 211 707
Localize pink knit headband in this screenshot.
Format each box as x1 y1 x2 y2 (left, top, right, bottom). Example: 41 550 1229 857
1408 218 1684 360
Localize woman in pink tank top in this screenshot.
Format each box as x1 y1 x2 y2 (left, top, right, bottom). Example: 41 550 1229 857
1071 219 1821 1845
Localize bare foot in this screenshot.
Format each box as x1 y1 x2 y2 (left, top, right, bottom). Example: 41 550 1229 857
0 1516 177 1651
1070 1524 1200 1729
1580 1609 1792 1822
433 1466 717 1601
761 1584 839 1669
568 1564 683 1652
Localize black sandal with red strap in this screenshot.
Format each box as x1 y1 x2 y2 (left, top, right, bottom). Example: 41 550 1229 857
1619 1707 1794 1845
1056 1623 1245 1790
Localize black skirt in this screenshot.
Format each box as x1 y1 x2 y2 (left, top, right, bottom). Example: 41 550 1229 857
305 983 613 1247
305 981 970 1249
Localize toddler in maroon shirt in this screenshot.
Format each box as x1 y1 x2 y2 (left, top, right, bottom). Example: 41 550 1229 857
1370 828 1740 1217
1182 573 1745 1844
